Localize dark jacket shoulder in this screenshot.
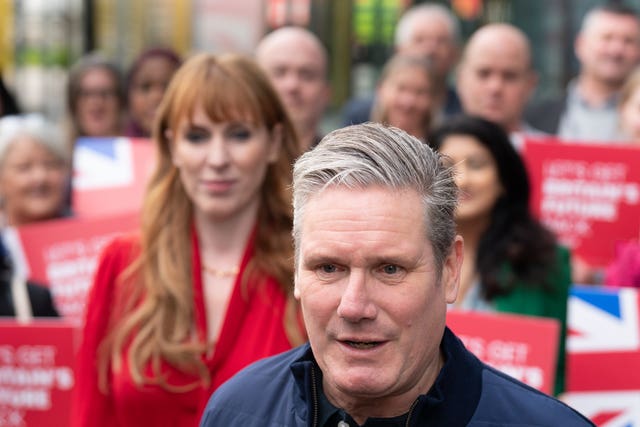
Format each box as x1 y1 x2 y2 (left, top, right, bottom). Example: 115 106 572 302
26 281 59 317
525 95 568 135
201 345 310 426
471 364 594 426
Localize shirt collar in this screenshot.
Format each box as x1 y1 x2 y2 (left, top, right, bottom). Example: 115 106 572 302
567 79 620 108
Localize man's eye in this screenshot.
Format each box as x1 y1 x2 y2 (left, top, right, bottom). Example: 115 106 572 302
299 69 319 82
381 264 399 275
320 264 338 274
476 69 491 79
10 162 31 173
272 67 288 78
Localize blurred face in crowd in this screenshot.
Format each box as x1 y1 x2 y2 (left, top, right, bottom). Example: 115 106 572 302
170 104 280 222
0 136 68 226
376 63 432 138
397 12 458 79
576 10 640 87
619 83 640 141
457 24 536 133
295 186 462 424
256 28 330 146
438 134 503 225
76 68 122 137
129 56 180 136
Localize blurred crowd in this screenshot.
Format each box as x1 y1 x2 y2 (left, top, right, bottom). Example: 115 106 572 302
0 1 639 425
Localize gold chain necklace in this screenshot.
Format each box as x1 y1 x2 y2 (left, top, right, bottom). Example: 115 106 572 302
201 264 239 278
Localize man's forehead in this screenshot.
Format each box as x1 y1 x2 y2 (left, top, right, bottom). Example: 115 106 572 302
584 11 640 36
299 186 423 227
265 51 325 76
464 38 530 70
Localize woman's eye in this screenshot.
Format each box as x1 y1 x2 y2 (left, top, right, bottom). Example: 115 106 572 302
184 130 209 143
228 128 251 140
466 157 490 170
135 82 153 93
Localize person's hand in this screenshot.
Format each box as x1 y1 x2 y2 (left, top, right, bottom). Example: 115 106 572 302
571 255 604 285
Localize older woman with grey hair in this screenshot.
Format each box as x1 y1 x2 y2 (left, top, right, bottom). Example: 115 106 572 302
0 114 70 226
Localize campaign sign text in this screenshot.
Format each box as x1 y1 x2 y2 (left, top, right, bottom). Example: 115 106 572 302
447 310 559 394
3 213 139 322
0 321 79 427
523 138 640 267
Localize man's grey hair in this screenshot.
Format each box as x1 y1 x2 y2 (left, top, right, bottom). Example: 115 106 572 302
395 3 461 48
292 122 458 276
580 3 639 34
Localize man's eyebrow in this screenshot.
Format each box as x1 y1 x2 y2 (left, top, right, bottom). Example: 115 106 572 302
301 251 336 264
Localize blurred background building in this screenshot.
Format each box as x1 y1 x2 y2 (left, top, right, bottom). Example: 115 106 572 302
1 0 639 125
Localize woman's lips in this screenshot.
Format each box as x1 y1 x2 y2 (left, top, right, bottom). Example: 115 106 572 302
202 179 236 193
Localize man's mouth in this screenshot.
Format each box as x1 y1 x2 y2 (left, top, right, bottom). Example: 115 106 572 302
344 340 381 349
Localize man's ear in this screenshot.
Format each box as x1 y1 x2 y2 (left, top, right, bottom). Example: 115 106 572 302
321 83 332 110
443 235 464 304
293 267 302 300
525 70 539 99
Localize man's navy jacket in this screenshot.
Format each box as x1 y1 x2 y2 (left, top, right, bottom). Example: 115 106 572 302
200 327 595 426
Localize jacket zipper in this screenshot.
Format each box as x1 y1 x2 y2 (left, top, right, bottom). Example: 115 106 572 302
310 365 417 427
404 398 419 427
311 365 319 427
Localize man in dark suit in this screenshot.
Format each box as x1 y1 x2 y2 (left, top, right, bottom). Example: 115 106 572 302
0 237 58 318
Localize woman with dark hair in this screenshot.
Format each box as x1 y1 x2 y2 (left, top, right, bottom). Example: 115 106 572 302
71 52 306 427
124 47 182 138
430 114 572 395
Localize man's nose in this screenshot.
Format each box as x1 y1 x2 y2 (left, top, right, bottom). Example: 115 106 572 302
336 270 377 322
280 72 300 92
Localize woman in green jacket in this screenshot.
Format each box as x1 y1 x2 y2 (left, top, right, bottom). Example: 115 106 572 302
431 115 572 395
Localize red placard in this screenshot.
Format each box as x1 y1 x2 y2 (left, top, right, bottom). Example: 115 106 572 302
0 321 79 427
447 310 560 394
523 137 640 267
72 137 156 218
3 212 139 323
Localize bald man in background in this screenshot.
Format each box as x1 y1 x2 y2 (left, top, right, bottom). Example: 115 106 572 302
456 23 540 148
256 27 331 151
